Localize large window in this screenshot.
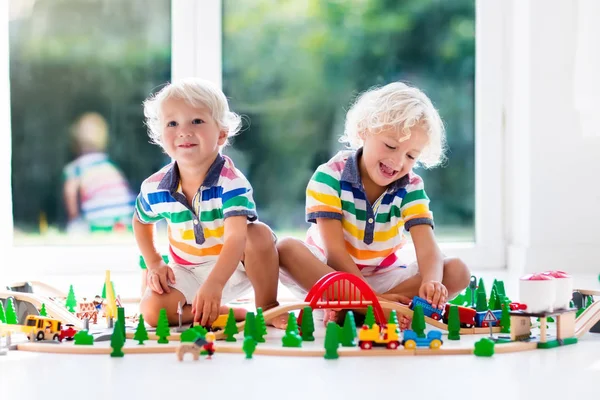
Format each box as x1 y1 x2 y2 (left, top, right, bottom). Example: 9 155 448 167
222 1 476 241
9 0 172 246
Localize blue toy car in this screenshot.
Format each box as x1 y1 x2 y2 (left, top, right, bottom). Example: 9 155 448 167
402 329 443 349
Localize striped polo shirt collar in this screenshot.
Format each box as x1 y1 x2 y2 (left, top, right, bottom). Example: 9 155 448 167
341 148 410 193
157 153 226 193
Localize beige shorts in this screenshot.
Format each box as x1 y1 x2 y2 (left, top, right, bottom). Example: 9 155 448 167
279 242 419 300
160 262 253 305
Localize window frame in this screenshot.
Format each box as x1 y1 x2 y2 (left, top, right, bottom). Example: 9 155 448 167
2 0 506 277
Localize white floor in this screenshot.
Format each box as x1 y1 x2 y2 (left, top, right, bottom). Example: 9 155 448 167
2 270 600 400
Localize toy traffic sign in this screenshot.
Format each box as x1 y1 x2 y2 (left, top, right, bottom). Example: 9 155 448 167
483 310 498 338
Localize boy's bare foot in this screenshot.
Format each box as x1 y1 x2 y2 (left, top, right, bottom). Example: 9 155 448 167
323 309 339 326
266 313 288 329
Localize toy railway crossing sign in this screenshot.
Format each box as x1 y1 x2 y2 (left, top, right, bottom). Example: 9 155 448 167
483 310 498 338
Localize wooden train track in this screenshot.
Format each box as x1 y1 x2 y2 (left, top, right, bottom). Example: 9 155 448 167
575 300 600 338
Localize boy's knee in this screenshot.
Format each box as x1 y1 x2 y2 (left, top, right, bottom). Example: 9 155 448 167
276 237 302 263
444 257 471 292
246 222 276 252
139 294 172 327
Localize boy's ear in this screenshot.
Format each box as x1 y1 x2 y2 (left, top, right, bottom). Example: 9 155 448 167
217 130 228 145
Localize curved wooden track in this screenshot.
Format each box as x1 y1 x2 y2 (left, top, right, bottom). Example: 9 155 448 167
0 290 83 328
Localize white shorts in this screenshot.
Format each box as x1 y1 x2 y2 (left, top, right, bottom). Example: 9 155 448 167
162 262 253 305
279 242 419 300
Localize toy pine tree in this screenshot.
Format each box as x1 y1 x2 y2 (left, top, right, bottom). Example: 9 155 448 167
388 310 400 334
447 305 461 340
117 307 126 340
282 313 302 348
496 281 506 299
255 308 267 343
134 314 149 344
324 321 340 360
0 301 6 323
364 305 376 328
39 303 47 317
102 281 115 299
411 304 426 338
156 308 171 344
5 298 18 324
300 307 315 341
65 285 77 313
476 278 486 299
476 291 488 312
464 285 474 307
340 311 357 347
224 308 239 342
110 320 125 357
243 311 257 340
500 301 511 334
181 328 202 342
488 288 498 310
243 336 256 359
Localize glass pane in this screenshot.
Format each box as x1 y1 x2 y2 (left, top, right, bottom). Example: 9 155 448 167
9 0 172 245
222 0 475 242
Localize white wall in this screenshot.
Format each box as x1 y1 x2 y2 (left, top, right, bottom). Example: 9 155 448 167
505 0 600 274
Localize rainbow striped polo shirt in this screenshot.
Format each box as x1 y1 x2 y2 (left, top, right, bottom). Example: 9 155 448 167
134 154 257 267
305 149 434 276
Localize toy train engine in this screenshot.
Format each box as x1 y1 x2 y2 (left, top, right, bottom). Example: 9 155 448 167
357 323 401 350
443 304 476 328
409 296 443 320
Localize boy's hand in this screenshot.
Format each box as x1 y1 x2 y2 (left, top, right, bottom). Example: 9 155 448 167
146 261 176 294
419 280 448 310
192 282 224 326
377 293 412 305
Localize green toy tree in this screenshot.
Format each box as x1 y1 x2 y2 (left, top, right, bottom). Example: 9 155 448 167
447 305 461 340
340 311 357 347
255 308 267 343
474 337 495 357
243 336 257 359
496 281 506 299
0 301 6 323
282 313 302 348
476 278 486 299
388 310 400 334
110 320 125 357
134 314 149 344
411 304 426 338
500 301 511 334
463 285 474 307
449 292 466 306
224 308 239 342
244 311 257 340
300 307 315 341
476 291 488 312
117 307 126 340
5 298 18 324
181 328 202 342
102 281 115 299
488 288 498 310
364 305 376 328
74 330 94 345
156 308 171 344
324 321 340 360
65 285 77 313
39 303 47 317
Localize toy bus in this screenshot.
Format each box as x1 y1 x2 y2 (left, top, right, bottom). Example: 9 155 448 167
22 315 63 341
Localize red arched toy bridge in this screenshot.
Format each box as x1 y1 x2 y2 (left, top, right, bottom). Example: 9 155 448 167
298 271 386 325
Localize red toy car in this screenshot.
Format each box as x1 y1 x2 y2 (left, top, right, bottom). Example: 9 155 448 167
59 324 78 341
509 302 527 311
